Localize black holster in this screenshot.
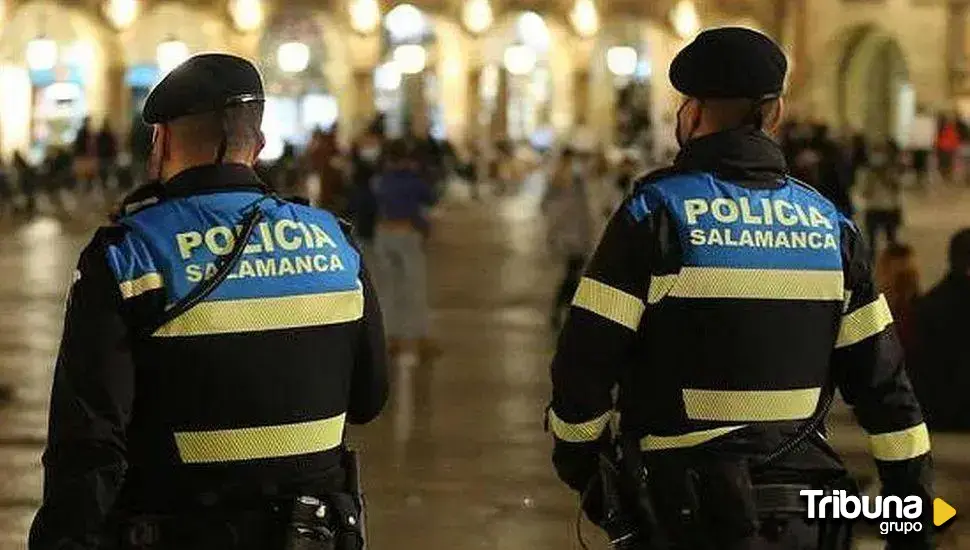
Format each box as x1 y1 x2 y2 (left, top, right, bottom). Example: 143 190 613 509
111 451 366 550
644 454 761 549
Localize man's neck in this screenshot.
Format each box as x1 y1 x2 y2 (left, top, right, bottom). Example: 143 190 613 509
162 159 250 183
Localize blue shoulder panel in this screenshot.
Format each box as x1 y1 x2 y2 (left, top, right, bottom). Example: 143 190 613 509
651 174 844 271
111 191 361 306
626 174 699 223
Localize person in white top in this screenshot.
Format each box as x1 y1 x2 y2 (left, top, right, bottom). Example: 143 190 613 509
908 107 937 188
863 139 905 257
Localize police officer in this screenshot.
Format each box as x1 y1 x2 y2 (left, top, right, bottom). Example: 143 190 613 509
29 54 388 549
546 28 933 549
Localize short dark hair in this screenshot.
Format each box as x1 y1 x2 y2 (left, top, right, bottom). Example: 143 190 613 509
383 139 411 164
169 102 263 157
703 97 780 130
950 228 970 273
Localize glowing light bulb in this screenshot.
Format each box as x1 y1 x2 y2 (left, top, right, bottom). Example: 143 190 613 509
349 0 380 34
462 0 492 35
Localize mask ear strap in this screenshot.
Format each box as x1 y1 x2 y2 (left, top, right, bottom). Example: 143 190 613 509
746 94 780 130
689 99 704 138
215 108 228 165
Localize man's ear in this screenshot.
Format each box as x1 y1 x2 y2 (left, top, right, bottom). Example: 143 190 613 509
158 124 173 161
254 130 266 163
763 98 784 134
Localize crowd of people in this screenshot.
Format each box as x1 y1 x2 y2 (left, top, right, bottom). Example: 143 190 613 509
0 116 152 218
260 117 454 365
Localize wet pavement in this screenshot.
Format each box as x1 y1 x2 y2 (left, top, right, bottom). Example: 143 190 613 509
0 181 968 549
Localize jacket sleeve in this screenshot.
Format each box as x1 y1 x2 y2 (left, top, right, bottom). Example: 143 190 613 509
29 230 135 550
347 256 389 425
547 199 654 493
831 222 933 547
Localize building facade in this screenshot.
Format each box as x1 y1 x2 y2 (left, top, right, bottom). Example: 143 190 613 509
0 0 962 160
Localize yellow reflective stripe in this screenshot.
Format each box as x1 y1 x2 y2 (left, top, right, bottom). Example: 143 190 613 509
835 294 893 348
174 413 346 464
668 267 844 301
118 273 164 299
154 289 364 337
682 387 821 422
868 423 931 462
640 425 746 451
647 274 678 304
548 408 611 443
571 277 645 330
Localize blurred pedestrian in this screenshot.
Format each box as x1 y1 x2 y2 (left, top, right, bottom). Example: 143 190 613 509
44 147 71 213
614 153 639 197
307 127 344 210
347 127 383 258
374 139 436 362
849 131 869 179
129 115 154 186
875 243 920 354
936 112 960 182
909 106 936 189
958 115 970 185
0 156 12 216
73 116 98 194
862 139 904 255
794 124 854 216
542 147 595 328
909 228 970 431
96 120 118 190
271 142 301 194
13 151 34 215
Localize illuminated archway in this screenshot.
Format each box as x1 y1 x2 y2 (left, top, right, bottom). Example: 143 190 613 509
480 11 558 144
376 3 439 138
0 0 120 159
257 7 335 161
824 24 911 142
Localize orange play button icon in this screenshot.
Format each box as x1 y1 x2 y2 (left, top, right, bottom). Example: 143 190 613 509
934 498 956 527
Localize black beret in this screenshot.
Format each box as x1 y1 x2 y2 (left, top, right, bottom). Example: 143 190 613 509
669 27 787 99
143 53 264 124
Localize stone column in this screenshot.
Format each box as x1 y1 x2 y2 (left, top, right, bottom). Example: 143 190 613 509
105 64 128 139
492 68 509 141
573 69 590 126
353 69 376 131
403 72 428 135
947 1 969 95
467 67 482 146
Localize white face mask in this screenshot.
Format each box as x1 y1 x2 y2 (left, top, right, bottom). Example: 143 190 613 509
360 147 381 162
571 158 587 176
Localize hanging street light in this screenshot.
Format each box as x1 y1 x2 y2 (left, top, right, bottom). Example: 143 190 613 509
570 0 599 39
671 0 700 40
229 0 263 32
375 61 403 92
103 0 139 30
462 0 492 35
26 36 58 71
157 38 189 74
349 0 380 35
277 41 310 73
607 46 638 77
392 44 427 75
504 44 537 76
385 4 427 44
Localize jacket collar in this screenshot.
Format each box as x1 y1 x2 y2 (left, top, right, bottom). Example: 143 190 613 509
674 127 788 187
163 163 268 198
115 163 269 219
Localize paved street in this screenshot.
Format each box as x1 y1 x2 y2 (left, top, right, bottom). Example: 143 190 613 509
0 180 967 549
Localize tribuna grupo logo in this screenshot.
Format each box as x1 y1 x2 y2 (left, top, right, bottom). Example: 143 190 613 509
801 490 924 535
